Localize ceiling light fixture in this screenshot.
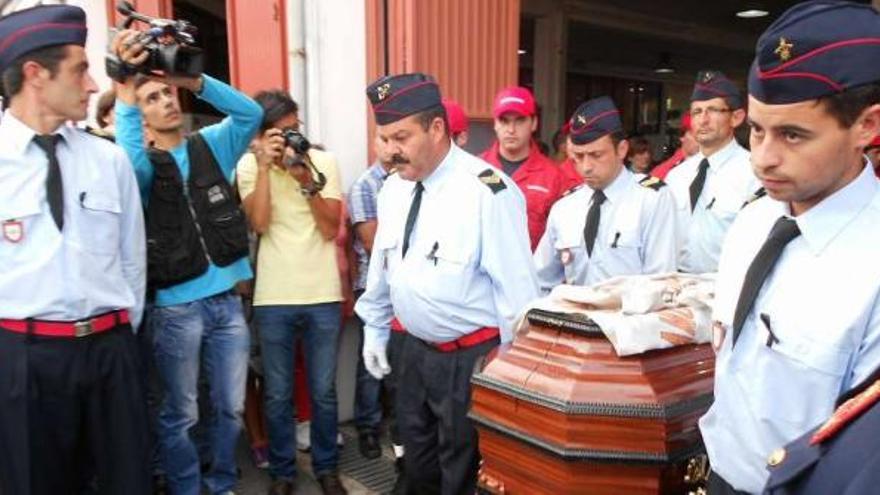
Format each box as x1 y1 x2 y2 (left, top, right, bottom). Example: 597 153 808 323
518 49 527 55
736 9 769 18
654 52 675 74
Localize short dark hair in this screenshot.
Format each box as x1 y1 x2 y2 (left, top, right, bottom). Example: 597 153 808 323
96 89 116 128
609 130 626 147
628 135 651 156
1 45 67 100
817 83 880 128
414 104 448 135
253 89 299 131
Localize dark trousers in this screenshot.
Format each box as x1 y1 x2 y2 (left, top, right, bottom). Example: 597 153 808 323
397 332 498 495
0 324 152 495
385 329 406 446
709 471 753 495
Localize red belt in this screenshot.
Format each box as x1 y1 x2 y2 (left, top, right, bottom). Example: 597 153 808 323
432 327 500 353
0 310 129 338
390 317 407 333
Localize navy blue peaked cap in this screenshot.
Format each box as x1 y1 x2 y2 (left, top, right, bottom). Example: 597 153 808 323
367 73 443 125
568 96 622 145
749 0 880 104
0 5 87 74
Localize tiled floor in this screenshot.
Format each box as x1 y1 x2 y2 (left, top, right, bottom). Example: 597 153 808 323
236 425 393 495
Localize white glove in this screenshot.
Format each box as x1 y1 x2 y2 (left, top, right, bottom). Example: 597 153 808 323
363 340 391 380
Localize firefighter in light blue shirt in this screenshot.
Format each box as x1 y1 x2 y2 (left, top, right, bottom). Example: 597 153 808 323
534 96 678 292
355 73 539 495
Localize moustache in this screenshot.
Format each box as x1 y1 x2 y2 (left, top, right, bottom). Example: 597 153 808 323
390 154 409 165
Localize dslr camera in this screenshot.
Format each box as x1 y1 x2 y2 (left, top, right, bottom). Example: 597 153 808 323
280 130 326 193
106 1 204 82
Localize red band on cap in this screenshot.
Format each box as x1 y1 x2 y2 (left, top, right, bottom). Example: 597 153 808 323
373 81 437 110
693 82 729 98
758 71 843 92
762 37 880 76
570 109 619 135
0 22 86 58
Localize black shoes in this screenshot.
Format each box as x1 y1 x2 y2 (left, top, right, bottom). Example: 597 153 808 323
318 472 348 495
267 478 294 495
358 430 382 459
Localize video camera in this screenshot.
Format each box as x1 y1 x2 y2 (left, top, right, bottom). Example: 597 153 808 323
106 1 204 82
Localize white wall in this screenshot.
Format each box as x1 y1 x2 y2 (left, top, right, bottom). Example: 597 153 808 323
288 0 369 193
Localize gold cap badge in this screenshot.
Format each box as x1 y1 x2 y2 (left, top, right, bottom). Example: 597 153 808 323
774 37 794 62
377 83 391 101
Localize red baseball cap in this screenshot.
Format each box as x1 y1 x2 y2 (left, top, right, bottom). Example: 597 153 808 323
442 98 468 134
681 113 693 132
492 86 536 119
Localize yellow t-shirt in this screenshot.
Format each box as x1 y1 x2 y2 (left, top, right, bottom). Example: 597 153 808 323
236 149 343 305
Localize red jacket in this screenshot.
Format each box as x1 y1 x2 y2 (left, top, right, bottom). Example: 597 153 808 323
481 141 565 251
650 148 687 180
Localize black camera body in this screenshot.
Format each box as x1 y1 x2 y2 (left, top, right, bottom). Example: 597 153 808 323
106 1 204 82
282 130 312 155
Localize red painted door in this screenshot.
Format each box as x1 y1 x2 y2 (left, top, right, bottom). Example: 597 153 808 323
227 0 289 94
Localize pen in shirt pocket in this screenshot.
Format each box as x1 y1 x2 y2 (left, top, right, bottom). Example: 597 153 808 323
79 191 87 207
760 313 780 348
611 232 620 248
427 241 439 266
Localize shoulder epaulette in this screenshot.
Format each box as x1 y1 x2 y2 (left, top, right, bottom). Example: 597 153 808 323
809 379 880 446
84 126 115 142
561 184 583 197
478 168 506 194
639 175 666 190
741 187 767 209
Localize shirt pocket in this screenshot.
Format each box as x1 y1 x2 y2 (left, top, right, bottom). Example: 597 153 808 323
0 198 43 271
735 316 850 428
77 192 122 255
604 227 643 275
374 233 400 275
554 229 585 284
424 236 473 304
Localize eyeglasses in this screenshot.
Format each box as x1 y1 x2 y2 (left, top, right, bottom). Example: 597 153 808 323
690 107 732 118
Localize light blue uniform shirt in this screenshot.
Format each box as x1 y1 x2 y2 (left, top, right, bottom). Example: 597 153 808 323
533 167 678 291
354 144 539 346
665 138 759 273
0 113 146 328
115 75 262 307
699 164 880 493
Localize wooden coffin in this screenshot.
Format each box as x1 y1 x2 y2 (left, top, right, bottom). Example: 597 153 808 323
470 309 715 495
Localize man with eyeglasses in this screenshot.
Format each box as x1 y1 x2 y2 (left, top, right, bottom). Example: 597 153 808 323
665 70 760 274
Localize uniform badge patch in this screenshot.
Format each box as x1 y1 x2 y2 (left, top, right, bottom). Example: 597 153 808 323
559 248 572 266
2 219 23 243
639 176 666 190
478 169 506 194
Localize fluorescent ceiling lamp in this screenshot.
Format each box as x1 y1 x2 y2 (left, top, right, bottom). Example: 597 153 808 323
736 9 769 18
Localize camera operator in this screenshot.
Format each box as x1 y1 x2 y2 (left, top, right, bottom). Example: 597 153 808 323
112 28 262 495
236 90 346 495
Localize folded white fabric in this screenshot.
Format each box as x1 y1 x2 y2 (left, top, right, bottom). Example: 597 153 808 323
516 273 715 356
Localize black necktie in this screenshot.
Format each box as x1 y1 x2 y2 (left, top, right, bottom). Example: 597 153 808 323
33 134 64 231
689 158 710 211
731 217 801 346
402 181 424 257
583 189 606 256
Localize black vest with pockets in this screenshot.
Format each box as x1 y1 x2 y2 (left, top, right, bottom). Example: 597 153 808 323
145 133 249 289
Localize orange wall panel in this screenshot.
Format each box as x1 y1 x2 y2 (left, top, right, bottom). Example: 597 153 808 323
367 0 519 120
106 0 173 27
227 0 289 95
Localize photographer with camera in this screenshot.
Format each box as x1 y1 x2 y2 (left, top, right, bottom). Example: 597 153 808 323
111 21 262 495
236 90 346 495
